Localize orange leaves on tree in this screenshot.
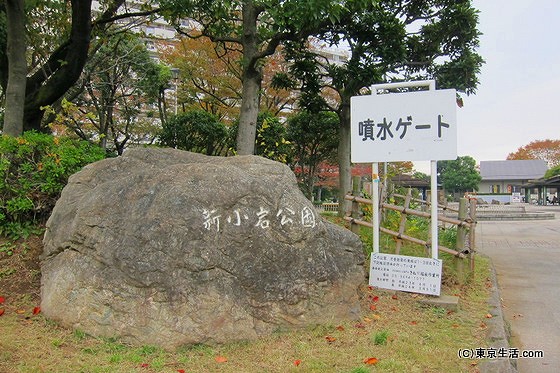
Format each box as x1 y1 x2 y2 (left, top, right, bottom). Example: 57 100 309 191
215 356 228 363
363 357 379 365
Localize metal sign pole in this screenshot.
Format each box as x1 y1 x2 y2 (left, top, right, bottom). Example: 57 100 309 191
372 162 379 254
430 160 438 259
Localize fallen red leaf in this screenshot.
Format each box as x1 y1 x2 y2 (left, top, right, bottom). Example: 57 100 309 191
32 306 41 315
215 356 228 363
391 295 398 300
0 309 4 316
335 325 345 331
485 313 493 319
140 363 149 368
363 357 379 365
0 296 5 304
409 321 418 325
325 336 337 343
372 295 379 302
294 359 302 366
354 322 365 329
177 370 186 373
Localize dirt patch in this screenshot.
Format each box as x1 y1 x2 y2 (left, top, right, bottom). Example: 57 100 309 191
0 233 43 305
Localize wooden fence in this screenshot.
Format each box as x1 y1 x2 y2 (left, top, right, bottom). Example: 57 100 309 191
344 188 477 276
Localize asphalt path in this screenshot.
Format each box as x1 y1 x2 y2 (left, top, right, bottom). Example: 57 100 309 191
476 205 560 372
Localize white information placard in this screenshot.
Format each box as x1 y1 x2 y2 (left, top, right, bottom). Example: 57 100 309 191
369 253 442 296
351 89 457 162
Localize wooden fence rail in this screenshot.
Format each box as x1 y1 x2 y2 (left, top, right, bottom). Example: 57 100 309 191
344 191 477 276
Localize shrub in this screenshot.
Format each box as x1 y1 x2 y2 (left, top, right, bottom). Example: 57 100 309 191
0 132 106 238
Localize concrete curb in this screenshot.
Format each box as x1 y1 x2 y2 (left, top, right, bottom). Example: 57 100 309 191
479 256 518 373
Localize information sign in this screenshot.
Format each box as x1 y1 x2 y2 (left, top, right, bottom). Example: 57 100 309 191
370 253 443 296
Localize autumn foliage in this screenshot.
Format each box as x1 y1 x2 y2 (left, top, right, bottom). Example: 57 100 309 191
507 139 560 167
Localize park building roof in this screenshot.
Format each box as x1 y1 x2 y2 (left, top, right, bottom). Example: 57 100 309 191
479 160 548 181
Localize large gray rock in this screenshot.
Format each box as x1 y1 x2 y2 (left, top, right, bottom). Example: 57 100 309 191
41 148 365 350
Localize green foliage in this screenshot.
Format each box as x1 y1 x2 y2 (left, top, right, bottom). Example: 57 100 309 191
158 109 229 155
437 156 481 195
545 164 560 179
0 132 105 238
286 110 339 198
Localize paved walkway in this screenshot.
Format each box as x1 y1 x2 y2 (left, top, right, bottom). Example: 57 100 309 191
476 205 560 372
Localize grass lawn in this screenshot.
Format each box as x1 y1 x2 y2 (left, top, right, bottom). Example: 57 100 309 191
0 224 493 373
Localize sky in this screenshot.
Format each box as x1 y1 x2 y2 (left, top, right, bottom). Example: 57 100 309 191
416 0 560 173
458 0 559 161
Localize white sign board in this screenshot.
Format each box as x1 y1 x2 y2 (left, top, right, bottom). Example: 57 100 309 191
370 253 442 296
512 192 521 203
351 89 457 162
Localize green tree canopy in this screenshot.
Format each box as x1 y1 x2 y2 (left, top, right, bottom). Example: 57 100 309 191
159 109 229 156
437 156 481 194
278 0 483 213
286 110 339 199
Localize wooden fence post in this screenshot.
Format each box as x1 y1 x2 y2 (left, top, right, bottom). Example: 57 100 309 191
395 188 412 255
348 176 362 236
455 198 468 284
469 198 477 272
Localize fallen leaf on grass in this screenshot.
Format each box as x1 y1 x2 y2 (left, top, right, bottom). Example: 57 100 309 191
32 306 41 315
0 309 4 316
335 325 345 331
369 304 377 311
325 336 337 343
140 363 149 368
479 322 487 329
177 370 185 373
354 323 365 329
16 309 25 314
215 356 228 363
485 313 493 319
363 357 379 365
369 295 379 302
409 321 418 325
294 359 302 366
0 296 5 304
391 295 398 300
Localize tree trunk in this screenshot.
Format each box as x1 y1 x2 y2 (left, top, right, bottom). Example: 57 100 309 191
3 0 26 136
337 98 352 216
23 0 92 131
236 2 262 155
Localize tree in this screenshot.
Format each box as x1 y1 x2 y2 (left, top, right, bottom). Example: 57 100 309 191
159 109 229 155
280 0 483 214
437 156 481 195
507 139 560 168
544 165 560 179
286 111 339 200
159 0 354 155
2 0 26 136
0 0 160 135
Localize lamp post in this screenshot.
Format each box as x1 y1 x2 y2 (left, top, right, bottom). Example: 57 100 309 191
170 67 180 115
